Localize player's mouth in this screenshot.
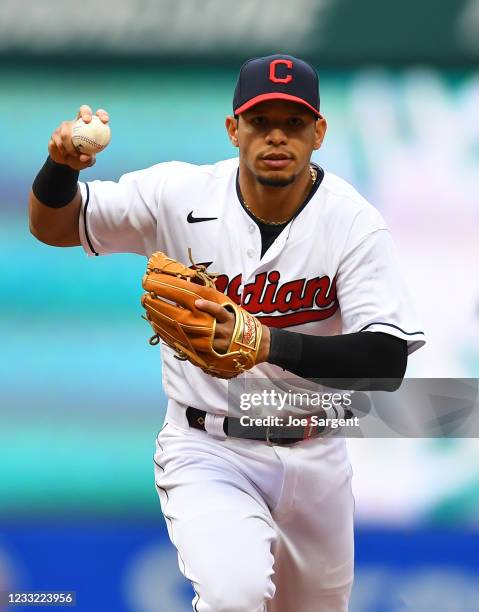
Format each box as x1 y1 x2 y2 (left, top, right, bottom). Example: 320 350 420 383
260 153 293 170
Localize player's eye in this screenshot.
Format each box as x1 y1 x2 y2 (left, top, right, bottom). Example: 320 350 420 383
288 117 304 127
251 116 267 126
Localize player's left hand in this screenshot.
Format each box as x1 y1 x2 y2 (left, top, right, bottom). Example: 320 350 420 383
195 299 271 363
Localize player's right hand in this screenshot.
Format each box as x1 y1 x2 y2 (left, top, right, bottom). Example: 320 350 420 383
48 105 110 170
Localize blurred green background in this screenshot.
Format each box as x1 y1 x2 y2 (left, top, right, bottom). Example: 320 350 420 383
2 61 479 520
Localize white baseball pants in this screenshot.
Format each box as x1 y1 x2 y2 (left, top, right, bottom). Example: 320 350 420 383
154 401 354 612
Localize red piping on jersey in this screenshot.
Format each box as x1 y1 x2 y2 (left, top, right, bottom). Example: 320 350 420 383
234 93 321 117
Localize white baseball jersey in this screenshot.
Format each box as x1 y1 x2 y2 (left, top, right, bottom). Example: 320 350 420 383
78 157 425 414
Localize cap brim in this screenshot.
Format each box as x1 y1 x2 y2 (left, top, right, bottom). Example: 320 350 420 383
234 93 321 117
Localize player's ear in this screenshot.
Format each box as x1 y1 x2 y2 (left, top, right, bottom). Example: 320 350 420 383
313 116 327 150
225 115 239 148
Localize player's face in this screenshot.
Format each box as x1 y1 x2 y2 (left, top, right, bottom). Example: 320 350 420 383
226 100 326 187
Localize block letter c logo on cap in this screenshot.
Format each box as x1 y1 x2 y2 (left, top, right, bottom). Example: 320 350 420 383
269 59 293 84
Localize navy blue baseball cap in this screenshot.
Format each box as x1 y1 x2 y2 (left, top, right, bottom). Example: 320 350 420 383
233 54 321 117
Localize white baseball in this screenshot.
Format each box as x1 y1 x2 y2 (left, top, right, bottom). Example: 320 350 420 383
72 115 111 155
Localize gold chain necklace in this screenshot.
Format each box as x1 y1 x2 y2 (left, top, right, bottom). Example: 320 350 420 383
242 165 317 226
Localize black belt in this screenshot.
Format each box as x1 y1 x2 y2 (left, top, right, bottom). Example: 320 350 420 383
186 406 328 446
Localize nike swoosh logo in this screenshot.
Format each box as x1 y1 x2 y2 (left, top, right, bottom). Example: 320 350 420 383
187 211 218 224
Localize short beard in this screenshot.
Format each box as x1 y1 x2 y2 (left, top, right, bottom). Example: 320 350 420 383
256 173 296 188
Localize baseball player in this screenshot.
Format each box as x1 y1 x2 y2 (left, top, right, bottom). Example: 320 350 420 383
29 55 425 612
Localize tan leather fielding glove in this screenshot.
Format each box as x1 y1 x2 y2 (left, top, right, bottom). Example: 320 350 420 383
141 252 263 379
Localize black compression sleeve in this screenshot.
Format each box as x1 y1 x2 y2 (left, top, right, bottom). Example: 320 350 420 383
32 156 79 208
268 328 408 390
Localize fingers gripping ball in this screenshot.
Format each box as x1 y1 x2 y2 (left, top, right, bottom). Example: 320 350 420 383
72 115 111 155
141 252 263 379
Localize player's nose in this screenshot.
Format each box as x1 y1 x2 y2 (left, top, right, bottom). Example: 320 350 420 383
265 127 288 145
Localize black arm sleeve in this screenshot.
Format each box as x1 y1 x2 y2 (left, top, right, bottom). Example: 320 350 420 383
267 329 408 391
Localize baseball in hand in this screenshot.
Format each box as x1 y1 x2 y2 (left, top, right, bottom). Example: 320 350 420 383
72 115 111 155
